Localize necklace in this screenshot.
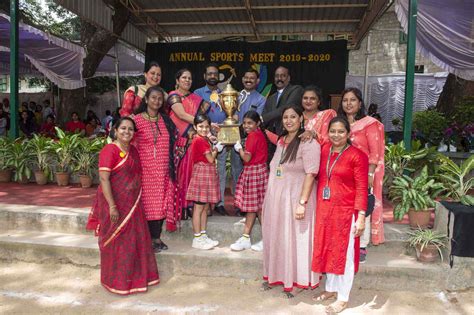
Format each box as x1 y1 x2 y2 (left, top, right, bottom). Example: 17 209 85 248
144 111 159 120
148 115 161 159
114 141 129 158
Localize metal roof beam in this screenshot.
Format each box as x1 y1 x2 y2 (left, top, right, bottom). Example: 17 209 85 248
244 0 260 40
137 19 359 26
137 3 368 13
118 0 169 41
352 0 391 47
158 31 354 37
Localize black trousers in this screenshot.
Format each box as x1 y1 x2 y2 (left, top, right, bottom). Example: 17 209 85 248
148 219 164 239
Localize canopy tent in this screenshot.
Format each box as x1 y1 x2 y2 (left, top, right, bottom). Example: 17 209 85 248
0 13 145 90
395 0 474 81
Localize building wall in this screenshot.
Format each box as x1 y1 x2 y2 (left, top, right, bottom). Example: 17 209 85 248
348 9 444 76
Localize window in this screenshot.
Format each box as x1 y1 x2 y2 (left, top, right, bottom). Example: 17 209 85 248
0 77 7 92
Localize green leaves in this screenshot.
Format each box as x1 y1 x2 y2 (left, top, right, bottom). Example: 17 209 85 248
407 227 447 261
72 137 103 177
437 154 474 206
390 166 444 221
0 137 15 171
51 127 82 173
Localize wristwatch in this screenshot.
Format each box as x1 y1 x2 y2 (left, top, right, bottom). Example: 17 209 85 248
299 199 307 206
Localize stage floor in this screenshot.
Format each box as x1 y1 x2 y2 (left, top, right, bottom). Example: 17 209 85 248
0 182 421 225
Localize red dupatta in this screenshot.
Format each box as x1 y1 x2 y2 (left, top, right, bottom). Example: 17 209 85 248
86 146 142 249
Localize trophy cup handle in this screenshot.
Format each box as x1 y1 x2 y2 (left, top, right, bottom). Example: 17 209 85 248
216 94 223 112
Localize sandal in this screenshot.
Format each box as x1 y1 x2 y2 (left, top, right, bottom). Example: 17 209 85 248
325 301 347 314
313 291 337 302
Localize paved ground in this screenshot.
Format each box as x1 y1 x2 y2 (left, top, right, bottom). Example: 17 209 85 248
0 182 425 224
0 260 472 314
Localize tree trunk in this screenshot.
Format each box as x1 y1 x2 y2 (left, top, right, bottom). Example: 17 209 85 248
57 0 130 123
436 73 474 116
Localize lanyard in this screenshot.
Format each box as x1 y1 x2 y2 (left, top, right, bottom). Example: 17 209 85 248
325 144 349 185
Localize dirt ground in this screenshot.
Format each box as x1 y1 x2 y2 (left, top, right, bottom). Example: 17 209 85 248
0 260 472 314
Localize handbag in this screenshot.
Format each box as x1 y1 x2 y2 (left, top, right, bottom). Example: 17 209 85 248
366 188 375 217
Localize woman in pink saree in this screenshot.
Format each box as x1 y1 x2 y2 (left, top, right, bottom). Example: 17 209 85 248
337 87 385 261
266 85 336 146
168 69 210 219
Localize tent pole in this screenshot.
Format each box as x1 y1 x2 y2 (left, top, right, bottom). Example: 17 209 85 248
114 44 121 109
402 0 417 151
363 31 371 103
9 0 19 139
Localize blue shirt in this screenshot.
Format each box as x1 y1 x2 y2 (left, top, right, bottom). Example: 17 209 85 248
194 85 226 123
236 90 267 123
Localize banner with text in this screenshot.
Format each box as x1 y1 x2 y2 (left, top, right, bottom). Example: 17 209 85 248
146 40 348 106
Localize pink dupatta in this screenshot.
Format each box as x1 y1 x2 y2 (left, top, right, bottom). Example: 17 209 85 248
350 116 385 245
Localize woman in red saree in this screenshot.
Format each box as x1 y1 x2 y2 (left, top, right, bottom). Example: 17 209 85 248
337 87 385 261
86 117 159 295
168 69 210 218
119 61 167 117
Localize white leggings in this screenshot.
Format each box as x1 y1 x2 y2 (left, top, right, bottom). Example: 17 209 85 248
325 218 355 302
360 214 371 248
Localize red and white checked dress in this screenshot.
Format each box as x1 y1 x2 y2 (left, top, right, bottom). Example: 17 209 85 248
133 114 175 221
186 135 220 203
234 129 269 213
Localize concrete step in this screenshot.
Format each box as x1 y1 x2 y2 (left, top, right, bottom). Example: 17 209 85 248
0 203 409 247
0 230 449 292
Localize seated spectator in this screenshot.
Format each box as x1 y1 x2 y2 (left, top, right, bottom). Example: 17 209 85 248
34 104 43 125
42 100 54 121
101 110 113 130
2 98 10 114
0 107 9 137
85 117 102 138
40 114 57 138
65 112 86 135
19 110 37 138
85 110 101 126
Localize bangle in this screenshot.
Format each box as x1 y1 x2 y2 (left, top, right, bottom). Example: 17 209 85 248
299 199 307 206
358 210 365 216
368 172 374 177
109 205 117 209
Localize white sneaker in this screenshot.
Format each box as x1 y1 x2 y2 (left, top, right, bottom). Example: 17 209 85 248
251 240 263 252
192 237 214 250
230 236 251 251
201 234 219 247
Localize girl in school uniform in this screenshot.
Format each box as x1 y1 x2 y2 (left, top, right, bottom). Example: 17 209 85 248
186 114 223 250
230 110 269 252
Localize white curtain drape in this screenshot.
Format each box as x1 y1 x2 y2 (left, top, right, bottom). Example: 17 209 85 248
345 72 448 131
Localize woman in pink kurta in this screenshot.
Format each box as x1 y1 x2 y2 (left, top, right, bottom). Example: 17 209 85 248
133 86 178 253
337 87 385 255
299 85 337 145
262 106 321 297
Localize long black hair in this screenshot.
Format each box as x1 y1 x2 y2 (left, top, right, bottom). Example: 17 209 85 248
327 116 352 145
135 86 177 182
278 105 305 164
337 87 366 121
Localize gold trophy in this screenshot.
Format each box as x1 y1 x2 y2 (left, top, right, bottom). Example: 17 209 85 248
216 84 241 145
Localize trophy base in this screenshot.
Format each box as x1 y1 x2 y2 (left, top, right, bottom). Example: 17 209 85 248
217 124 241 145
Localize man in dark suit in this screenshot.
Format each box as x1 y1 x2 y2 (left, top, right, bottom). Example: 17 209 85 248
262 66 303 134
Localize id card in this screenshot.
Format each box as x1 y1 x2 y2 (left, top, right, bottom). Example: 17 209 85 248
322 186 331 200
276 166 283 178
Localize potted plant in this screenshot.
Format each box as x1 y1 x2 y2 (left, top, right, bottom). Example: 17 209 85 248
26 134 54 185
390 166 444 228
437 154 474 206
51 127 81 186
73 137 103 188
10 140 32 184
408 227 447 262
412 109 448 147
0 137 14 182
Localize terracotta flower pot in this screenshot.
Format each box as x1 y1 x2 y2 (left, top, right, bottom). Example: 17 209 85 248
56 172 70 186
0 169 12 182
415 244 439 263
408 209 432 229
79 175 93 188
34 171 48 185
17 175 29 184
